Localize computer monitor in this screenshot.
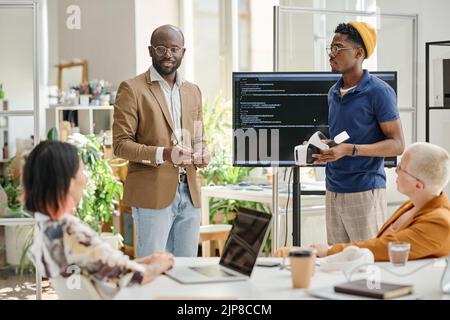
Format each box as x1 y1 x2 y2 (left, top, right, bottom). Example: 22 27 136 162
232 71 397 167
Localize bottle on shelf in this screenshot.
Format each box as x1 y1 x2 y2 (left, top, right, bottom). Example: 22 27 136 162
2 142 8 160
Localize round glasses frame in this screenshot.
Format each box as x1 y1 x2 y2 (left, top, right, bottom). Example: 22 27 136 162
151 45 184 56
326 46 356 56
395 163 422 183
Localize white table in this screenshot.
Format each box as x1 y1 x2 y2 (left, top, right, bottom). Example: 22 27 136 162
0 218 34 226
114 257 450 300
200 185 326 256
0 218 41 300
200 184 326 226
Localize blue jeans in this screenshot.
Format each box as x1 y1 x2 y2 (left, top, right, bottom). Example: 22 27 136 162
132 182 200 258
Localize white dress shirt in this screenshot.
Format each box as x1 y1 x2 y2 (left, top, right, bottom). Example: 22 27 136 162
149 65 184 165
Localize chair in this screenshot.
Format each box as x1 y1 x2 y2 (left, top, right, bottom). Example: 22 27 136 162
51 274 102 300
199 224 232 257
119 203 136 258
110 158 136 258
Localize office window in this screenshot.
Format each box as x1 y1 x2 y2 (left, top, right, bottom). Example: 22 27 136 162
185 0 278 101
279 0 378 72
238 0 251 71
192 0 221 101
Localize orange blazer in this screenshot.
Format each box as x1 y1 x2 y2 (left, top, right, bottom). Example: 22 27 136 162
327 192 450 261
113 71 206 209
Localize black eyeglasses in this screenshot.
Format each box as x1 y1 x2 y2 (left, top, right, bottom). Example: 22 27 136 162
151 45 184 56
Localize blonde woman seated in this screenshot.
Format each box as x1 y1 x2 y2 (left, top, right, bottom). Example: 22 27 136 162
276 142 450 261
25 141 174 298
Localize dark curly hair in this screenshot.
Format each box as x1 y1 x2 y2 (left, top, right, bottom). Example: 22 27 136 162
335 23 366 57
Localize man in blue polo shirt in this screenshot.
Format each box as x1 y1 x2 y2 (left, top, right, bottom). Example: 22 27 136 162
314 22 405 245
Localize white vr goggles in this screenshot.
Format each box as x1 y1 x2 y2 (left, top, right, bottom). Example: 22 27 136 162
294 131 350 166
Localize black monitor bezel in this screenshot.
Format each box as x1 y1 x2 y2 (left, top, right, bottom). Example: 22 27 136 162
232 71 398 168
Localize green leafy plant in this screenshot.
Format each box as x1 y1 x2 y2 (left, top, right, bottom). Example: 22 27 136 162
198 96 271 229
0 158 31 218
67 133 123 232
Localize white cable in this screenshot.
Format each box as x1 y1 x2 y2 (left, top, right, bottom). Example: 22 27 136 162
344 259 439 282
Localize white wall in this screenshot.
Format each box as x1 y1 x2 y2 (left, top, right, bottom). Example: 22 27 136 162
0 6 34 157
47 0 59 86
377 0 450 142
53 0 136 87
48 0 181 85
135 0 179 75
249 0 278 71
377 0 450 196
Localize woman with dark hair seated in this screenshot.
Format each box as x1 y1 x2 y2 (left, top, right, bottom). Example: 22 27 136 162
25 140 174 298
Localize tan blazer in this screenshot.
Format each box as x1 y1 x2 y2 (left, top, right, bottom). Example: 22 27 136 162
113 71 205 209
327 192 450 261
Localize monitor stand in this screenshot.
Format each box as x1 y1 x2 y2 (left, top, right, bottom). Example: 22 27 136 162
292 166 326 246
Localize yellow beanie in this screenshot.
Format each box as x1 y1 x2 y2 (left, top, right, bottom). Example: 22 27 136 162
348 21 377 59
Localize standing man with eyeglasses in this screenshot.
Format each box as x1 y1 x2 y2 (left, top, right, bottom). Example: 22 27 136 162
313 22 405 245
113 25 209 257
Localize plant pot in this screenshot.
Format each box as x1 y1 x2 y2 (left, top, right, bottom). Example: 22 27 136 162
5 225 32 266
212 212 225 224
100 232 123 250
212 211 236 224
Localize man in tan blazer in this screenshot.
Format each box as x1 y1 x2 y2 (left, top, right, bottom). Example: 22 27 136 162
113 25 209 257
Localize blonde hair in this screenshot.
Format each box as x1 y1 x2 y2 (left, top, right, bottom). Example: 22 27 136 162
407 142 450 196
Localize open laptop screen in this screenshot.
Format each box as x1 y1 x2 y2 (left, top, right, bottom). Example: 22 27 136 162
219 207 272 276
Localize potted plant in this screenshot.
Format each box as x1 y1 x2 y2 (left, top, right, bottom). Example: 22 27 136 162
198 96 271 220
198 95 272 255
67 133 124 249
0 158 33 267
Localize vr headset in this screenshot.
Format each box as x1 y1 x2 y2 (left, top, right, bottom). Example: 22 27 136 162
294 131 350 166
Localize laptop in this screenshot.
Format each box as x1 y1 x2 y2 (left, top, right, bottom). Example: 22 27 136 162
165 207 272 284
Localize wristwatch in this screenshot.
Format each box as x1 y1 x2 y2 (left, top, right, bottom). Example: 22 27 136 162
352 144 359 157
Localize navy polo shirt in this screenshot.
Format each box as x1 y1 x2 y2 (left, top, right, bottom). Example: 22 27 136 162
326 70 399 193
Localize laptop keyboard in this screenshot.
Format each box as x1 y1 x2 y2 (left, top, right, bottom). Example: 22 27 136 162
190 266 236 278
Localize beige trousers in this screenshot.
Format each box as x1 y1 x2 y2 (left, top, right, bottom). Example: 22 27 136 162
325 189 387 245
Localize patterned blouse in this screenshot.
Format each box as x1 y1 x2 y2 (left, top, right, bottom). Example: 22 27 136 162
28 212 145 298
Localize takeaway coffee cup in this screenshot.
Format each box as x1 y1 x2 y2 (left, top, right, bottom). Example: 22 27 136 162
282 248 316 288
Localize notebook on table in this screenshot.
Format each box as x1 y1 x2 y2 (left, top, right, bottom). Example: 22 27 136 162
334 279 414 299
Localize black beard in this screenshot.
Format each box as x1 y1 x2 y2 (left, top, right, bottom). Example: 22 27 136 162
152 58 180 76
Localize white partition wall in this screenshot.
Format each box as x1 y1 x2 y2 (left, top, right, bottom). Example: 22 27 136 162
0 1 40 155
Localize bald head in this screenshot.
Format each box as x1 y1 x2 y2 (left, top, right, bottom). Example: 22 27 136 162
148 25 186 78
150 24 184 46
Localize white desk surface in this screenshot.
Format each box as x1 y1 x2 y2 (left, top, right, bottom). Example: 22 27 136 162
0 217 34 226
114 257 450 300
200 185 325 224
200 185 327 256
201 183 325 203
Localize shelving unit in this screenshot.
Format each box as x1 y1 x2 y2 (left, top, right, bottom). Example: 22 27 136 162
0 0 41 177
0 116 8 159
425 40 450 142
45 105 114 139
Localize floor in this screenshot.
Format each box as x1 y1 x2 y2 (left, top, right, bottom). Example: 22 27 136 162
0 226 57 300
0 266 58 300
